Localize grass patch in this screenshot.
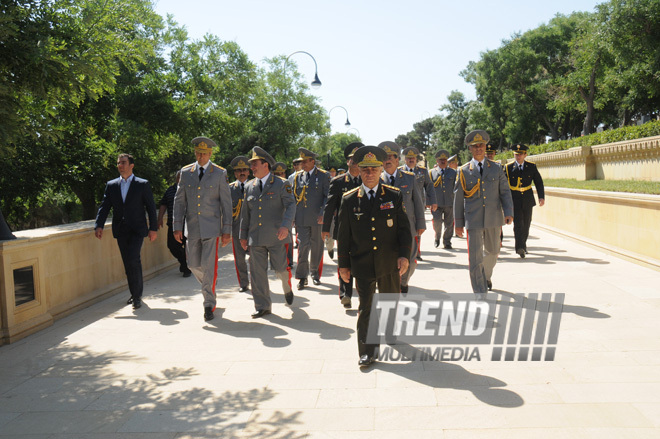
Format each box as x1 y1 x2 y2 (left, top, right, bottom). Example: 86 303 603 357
544 179 660 195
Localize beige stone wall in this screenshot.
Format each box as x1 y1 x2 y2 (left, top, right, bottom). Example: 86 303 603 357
0 220 176 344
532 187 660 268
528 135 660 182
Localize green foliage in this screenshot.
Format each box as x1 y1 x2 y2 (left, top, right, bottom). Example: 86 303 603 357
543 178 660 194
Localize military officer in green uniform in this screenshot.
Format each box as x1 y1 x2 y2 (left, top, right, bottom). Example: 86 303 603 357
430 149 456 249
291 148 330 289
454 130 513 299
505 143 545 258
173 137 232 321
378 141 425 294
240 147 296 318
229 156 251 292
337 145 412 367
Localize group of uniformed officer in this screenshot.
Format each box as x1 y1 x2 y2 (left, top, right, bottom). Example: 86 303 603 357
166 131 545 365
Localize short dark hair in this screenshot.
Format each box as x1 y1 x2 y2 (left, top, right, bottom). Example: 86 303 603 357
118 153 134 165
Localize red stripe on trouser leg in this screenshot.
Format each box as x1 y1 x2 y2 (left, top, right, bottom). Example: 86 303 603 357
415 235 421 256
211 237 219 312
232 240 243 286
318 254 323 277
285 243 290 266
286 264 292 289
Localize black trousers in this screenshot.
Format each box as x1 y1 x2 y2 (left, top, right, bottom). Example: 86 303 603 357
513 203 534 251
167 225 189 272
116 229 145 299
355 272 400 357
337 268 354 299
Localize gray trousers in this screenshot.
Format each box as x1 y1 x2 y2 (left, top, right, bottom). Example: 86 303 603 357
186 236 220 310
249 243 292 312
400 226 418 287
231 233 249 288
295 224 324 280
432 206 454 246
467 226 501 294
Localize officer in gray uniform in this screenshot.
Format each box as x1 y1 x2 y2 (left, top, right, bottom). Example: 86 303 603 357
173 137 232 321
292 147 330 289
454 130 513 299
430 149 456 249
378 141 425 294
272 162 294 267
229 155 251 292
240 147 296 318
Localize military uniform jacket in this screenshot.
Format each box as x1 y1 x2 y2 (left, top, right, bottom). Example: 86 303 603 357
429 166 457 207
230 179 250 236
381 169 426 231
173 162 232 240
292 167 330 227
400 165 437 206
505 161 545 210
239 174 296 247
323 172 362 239
453 159 514 230
337 184 412 280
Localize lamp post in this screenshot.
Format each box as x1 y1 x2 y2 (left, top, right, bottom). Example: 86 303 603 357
329 105 351 128
285 51 322 89
346 127 360 138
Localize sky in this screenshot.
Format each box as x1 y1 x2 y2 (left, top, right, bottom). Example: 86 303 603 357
153 0 603 146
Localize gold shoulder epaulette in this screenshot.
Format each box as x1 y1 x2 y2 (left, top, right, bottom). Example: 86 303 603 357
212 163 225 170
460 163 470 170
382 184 400 191
317 168 327 173
182 162 195 170
400 170 414 176
418 165 427 170
526 159 535 164
276 175 286 181
344 187 359 196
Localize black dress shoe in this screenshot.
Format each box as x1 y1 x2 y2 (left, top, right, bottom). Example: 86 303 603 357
358 354 374 367
434 239 440 248
416 254 423 261
328 249 334 259
127 297 133 305
297 279 306 290
312 278 321 286
238 286 249 292
251 309 271 319
182 270 192 278
204 307 214 321
285 290 294 305
487 280 493 290
341 296 351 309
444 243 453 249
401 285 409 294
517 249 526 258
132 298 142 310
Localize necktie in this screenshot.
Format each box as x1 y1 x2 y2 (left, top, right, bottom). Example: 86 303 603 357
306 172 311 184
478 162 483 176
390 175 395 185
368 189 375 206
199 167 204 181
519 164 523 172
240 182 244 195
259 179 263 193
441 169 444 177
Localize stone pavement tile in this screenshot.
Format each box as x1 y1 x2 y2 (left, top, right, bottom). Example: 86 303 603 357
444 427 660 439
244 408 373 432
162 373 273 392
246 389 319 409
84 389 205 411
0 391 102 412
0 410 131 435
4 376 118 396
280 347 354 361
321 359 424 374
268 373 376 390
631 403 660 427
316 387 436 408
50 435 176 439
0 435 52 439
374 368 491 389
552 383 660 403
117 410 252 433
434 383 563 406
561 364 660 383
225 359 324 375
628 350 660 365
480 366 575 386
555 350 643 367
305 431 443 439
0 412 20 429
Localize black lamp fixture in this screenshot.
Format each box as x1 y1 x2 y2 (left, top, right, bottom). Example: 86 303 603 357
285 51 322 89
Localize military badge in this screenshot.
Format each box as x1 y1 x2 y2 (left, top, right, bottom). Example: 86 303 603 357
380 201 394 210
387 219 394 227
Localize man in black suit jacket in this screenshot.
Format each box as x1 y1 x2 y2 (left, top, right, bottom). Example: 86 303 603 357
94 153 158 309
338 146 412 367
505 144 545 258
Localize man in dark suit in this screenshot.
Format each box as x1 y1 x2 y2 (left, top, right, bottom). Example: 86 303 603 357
338 145 412 368
94 153 158 309
505 144 545 257
322 142 363 309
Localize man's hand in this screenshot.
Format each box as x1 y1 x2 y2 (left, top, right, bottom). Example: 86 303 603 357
173 230 183 243
321 231 330 240
221 233 231 247
339 267 351 283
539 198 545 207
455 227 464 238
317 215 323 225
431 203 438 212
94 227 103 239
277 227 289 240
157 218 164 229
148 230 157 242
240 239 248 251
505 216 513 225
397 257 409 276
417 229 425 236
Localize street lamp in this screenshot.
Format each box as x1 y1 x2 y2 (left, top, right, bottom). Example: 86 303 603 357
346 127 360 137
285 51 322 89
329 105 351 127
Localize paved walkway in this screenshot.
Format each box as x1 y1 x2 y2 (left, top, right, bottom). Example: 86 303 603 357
1 213 659 438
